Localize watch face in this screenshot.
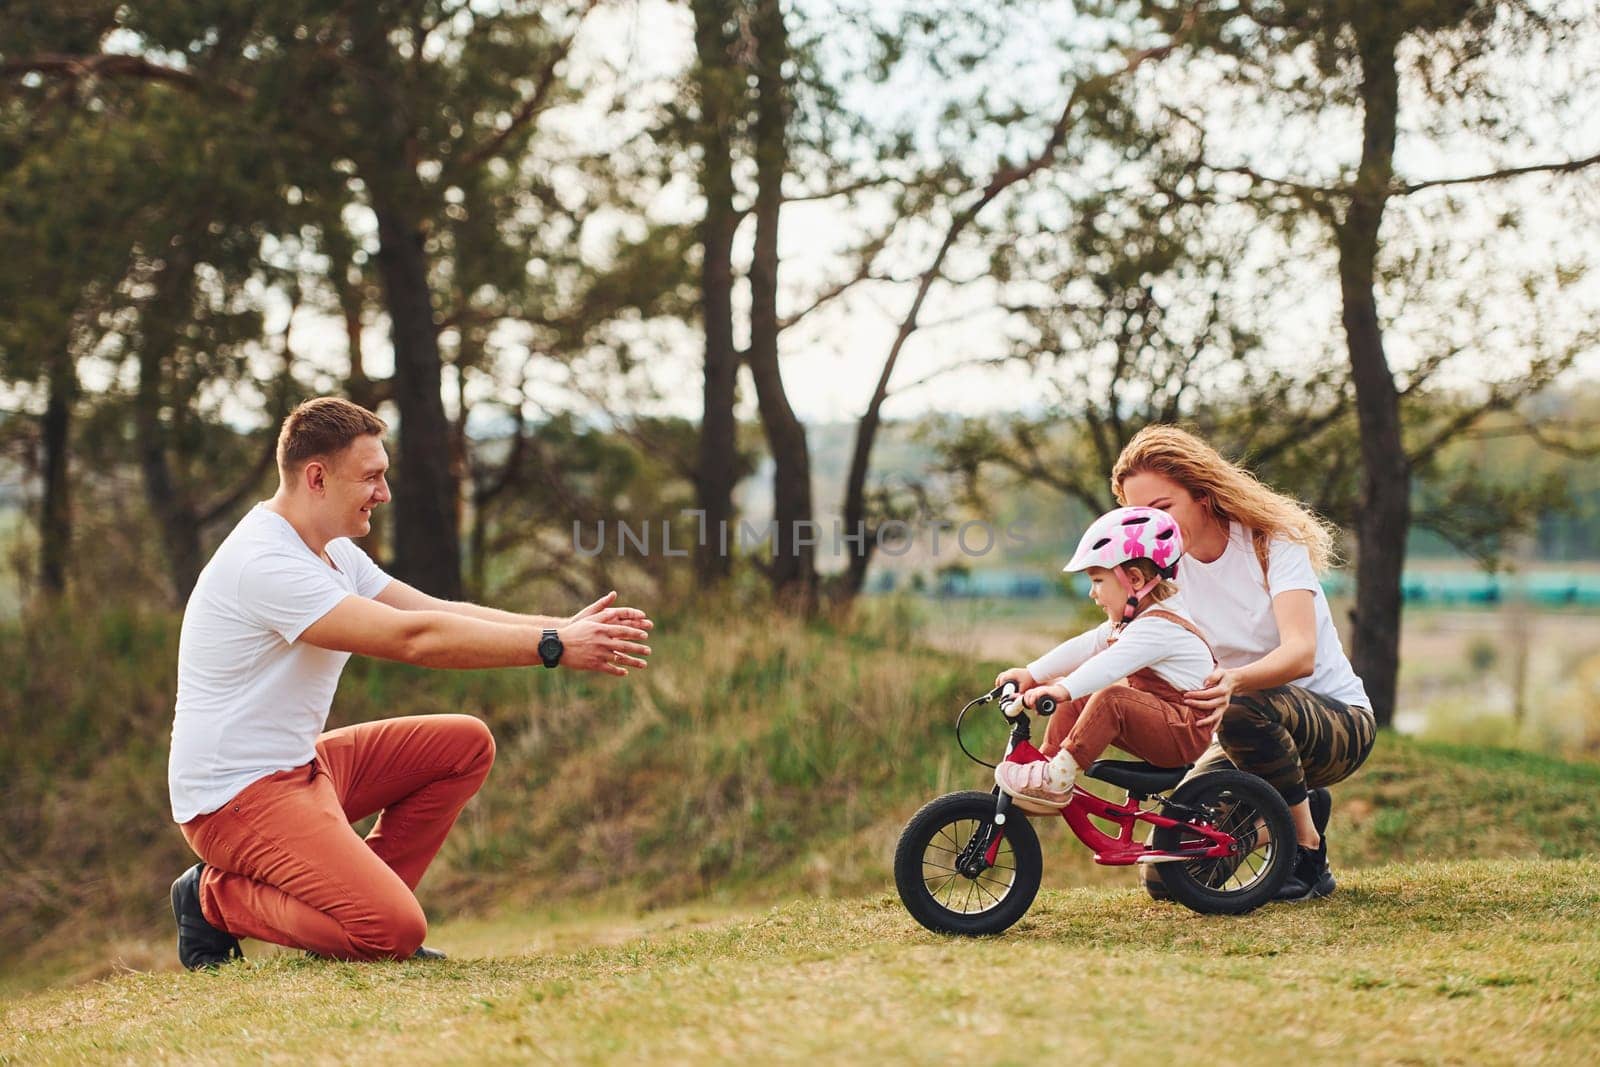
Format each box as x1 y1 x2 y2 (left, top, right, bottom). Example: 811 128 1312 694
539 636 562 661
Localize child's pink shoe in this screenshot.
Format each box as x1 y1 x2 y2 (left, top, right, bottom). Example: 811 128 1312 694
994 759 1072 810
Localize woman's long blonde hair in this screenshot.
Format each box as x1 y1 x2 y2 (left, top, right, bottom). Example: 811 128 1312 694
1111 425 1338 574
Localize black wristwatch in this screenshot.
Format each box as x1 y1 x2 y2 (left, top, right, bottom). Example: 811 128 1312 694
538 628 563 669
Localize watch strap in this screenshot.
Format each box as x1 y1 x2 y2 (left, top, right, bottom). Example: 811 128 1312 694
540 627 561 669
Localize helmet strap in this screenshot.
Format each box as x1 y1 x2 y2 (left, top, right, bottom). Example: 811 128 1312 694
1112 564 1160 623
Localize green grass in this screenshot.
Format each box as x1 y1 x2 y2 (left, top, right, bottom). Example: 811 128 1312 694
7 602 1600 974
4 858 1598 1064
7 602 1600 1060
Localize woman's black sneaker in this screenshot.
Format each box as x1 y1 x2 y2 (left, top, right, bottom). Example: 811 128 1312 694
1142 868 1172 902
171 864 245 970
1148 788 1332 903
1275 844 1336 901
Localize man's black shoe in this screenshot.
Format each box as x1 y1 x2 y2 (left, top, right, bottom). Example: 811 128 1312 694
1275 844 1336 901
171 864 244 970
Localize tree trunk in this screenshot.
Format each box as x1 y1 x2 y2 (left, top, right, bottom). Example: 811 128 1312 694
338 260 389 564
692 0 740 587
133 255 206 604
349 5 461 599
372 193 463 600
37 351 76 598
838 429 875 600
746 0 816 611
839 377 886 602
468 491 490 600
1340 30 1405 728
134 370 205 603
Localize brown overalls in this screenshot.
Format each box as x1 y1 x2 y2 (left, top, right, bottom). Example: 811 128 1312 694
1039 608 1217 771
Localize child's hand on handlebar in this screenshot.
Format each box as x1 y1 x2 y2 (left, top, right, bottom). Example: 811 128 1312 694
993 667 1038 693
1022 684 1070 711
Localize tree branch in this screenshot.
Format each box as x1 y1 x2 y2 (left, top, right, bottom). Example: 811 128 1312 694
197 296 300 525
866 12 1200 421
1209 164 1339 221
1002 423 1110 514
887 353 1015 397
1462 412 1600 459
1396 151 1600 196
777 268 891 332
1409 389 1519 465
448 2 598 176
1214 149 1600 210
0 53 250 101
783 174 905 205
1248 396 1351 468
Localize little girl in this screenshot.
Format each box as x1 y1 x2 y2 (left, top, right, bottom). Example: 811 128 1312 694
994 506 1217 810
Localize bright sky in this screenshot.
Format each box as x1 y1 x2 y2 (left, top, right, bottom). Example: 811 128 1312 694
511 1 1599 425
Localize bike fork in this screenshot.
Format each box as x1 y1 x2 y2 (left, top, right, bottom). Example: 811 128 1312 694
981 789 1013 868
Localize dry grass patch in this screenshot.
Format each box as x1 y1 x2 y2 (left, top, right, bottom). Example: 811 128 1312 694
4 857 1597 1065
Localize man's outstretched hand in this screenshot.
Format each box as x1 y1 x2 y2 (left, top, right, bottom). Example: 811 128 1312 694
568 590 653 631
560 591 654 676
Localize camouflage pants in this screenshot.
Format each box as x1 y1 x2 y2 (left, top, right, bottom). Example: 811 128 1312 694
1185 685 1376 806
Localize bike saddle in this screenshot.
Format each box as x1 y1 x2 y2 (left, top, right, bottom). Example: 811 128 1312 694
1085 759 1191 796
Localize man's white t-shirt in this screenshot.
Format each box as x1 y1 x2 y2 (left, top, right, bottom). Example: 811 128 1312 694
1174 522 1370 710
168 504 391 822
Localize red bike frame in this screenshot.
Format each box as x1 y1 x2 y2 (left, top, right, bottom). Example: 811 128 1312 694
983 740 1236 868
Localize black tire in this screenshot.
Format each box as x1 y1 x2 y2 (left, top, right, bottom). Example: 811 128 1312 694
894 790 1043 936
1151 769 1295 915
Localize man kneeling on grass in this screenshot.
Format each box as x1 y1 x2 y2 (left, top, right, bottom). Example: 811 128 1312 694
168 397 653 969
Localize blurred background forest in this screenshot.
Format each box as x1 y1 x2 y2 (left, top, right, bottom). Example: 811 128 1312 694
3 0 1600 972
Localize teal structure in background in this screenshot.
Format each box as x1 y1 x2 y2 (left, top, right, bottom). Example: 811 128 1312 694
871 567 1600 607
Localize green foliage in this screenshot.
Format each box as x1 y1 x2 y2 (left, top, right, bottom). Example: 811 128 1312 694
8 601 1600 963
928 383 1600 571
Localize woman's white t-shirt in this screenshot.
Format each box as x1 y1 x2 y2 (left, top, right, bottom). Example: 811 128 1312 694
167 504 392 823
1175 522 1370 710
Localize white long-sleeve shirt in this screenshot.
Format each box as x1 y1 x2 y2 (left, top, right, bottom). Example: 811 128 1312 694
1025 596 1214 701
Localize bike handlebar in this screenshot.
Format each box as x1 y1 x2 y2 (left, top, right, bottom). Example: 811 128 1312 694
984 681 1057 718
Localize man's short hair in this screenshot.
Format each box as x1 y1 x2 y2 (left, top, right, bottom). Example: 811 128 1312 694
276 397 387 474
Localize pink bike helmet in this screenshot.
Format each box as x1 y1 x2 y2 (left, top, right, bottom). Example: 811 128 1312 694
1064 506 1185 621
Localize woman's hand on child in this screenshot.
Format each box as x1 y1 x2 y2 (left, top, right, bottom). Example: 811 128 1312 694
1183 667 1240 728
1022 684 1070 710
994 667 1039 693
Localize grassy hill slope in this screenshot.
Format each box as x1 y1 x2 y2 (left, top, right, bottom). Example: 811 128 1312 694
7 602 1600 972
5 858 1598 1064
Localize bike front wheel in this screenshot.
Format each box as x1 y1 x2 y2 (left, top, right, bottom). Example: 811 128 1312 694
894 790 1043 936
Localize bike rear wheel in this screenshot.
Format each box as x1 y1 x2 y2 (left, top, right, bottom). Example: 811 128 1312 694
894 790 1043 936
1151 769 1294 915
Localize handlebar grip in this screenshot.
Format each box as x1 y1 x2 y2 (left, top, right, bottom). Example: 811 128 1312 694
1035 695 1057 716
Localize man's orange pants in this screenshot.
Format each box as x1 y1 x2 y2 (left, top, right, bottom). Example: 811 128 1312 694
179 714 495 961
